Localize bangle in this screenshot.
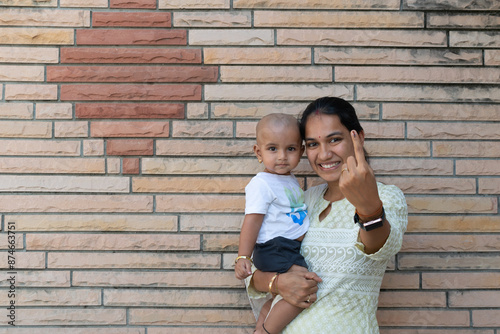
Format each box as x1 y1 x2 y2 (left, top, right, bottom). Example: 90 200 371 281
269 273 279 296
356 201 383 222
234 255 253 265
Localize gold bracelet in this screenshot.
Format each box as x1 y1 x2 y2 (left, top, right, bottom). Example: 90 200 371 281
268 273 279 296
234 255 253 265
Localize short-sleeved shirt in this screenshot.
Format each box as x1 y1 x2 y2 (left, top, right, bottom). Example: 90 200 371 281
245 172 309 244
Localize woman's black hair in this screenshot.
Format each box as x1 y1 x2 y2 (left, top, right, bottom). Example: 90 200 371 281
299 96 363 139
299 96 369 161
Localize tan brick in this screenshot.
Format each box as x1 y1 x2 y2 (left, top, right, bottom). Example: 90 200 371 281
205 84 352 101
0 0 57 7
159 0 229 9
172 120 232 137
377 309 470 327
13 308 126 326
479 178 500 194
149 328 249 334
456 159 500 175
0 157 104 174
0 252 44 269
473 310 500 327
0 65 44 81
91 121 170 138
0 194 153 212
404 0 499 10
107 139 154 156
234 0 399 9
449 290 500 308
0 8 90 27
0 231 23 249
407 196 497 214
378 291 446 308
190 29 273 45
362 122 404 139
399 253 500 270
316 47 482 65
428 13 500 28
450 31 500 48
378 177 476 194
174 11 251 27
434 141 500 157
0 140 80 156
380 272 420 290
358 84 499 102
485 49 500 65
111 0 155 9
133 176 250 193
204 47 311 64
55 121 88 137
371 158 453 175
402 234 500 252
0 46 58 63
36 102 72 119
336 66 500 84
0 175 129 193
381 330 491 334
48 252 220 269
27 233 199 250
156 139 252 156
180 214 242 232
220 65 332 82
0 270 69 287
0 103 33 119
0 288 101 306
0 330 144 334
0 27 73 45
104 289 247 307
422 272 500 289
129 308 254 326
236 121 256 138
203 233 239 251
83 139 104 156
73 270 241 288
60 0 107 7
383 103 500 121
408 215 500 233
255 10 423 28
211 102 379 119
365 140 430 157
187 103 207 119
156 194 244 213
7 214 177 231
0 121 51 138
107 157 121 174
278 29 446 46
5 84 58 100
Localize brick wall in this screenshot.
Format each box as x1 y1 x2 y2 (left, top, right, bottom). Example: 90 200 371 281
0 0 499 332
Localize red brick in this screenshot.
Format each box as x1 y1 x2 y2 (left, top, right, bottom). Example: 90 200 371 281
60 84 201 101
91 121 170 137
110 0 156 8
123 158 140 174
75 103 184 119
47 66 218 83
76 29 186 46
106 139 154 156
61 48 201 64
92 12 170 27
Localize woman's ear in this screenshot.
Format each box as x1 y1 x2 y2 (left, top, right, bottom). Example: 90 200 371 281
357 130 365 146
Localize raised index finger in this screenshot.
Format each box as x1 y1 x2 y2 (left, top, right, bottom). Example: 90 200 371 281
351 130 366 165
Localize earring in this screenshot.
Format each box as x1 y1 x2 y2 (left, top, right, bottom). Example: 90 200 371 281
258 159 262 163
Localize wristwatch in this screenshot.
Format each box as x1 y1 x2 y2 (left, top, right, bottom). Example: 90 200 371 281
354 207 385 231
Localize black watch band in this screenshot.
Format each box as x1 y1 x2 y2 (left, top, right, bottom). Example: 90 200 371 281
354 207 385 231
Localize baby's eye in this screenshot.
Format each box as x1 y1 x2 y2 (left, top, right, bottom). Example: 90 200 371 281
268 147 276 151
287 147 296 151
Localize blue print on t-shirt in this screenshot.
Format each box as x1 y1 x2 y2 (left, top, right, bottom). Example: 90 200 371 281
284 186 307 225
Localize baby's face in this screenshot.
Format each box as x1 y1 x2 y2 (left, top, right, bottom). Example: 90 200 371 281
255 123 304 175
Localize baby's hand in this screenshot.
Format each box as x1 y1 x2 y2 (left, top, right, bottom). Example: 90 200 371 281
234 258 253 280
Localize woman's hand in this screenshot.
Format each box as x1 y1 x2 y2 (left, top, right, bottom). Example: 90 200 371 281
276 271 322 309
339 130 381 215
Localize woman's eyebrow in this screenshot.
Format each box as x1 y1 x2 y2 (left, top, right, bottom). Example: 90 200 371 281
305 131 342 141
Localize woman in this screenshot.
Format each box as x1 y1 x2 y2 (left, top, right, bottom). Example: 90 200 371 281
246 96 408 334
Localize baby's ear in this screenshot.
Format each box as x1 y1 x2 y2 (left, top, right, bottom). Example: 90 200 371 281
253 144 263 162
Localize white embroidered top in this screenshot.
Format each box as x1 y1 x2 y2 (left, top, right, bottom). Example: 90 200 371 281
245 182 408 333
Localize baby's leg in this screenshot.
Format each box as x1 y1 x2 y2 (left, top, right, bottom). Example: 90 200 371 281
259 266 309 333
255 298 272 331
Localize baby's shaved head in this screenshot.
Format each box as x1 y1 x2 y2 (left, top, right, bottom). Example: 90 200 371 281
256 113 300 144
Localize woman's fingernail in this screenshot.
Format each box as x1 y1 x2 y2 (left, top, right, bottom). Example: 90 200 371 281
352 130 356 137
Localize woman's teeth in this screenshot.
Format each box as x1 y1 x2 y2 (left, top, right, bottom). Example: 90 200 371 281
320 162 339 169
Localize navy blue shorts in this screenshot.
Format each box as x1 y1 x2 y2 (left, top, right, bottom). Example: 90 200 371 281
253 236 308 273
